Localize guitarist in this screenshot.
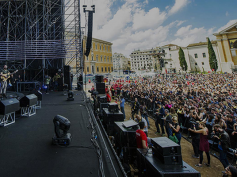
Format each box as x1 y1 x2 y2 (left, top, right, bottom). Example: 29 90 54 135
0 65 10 98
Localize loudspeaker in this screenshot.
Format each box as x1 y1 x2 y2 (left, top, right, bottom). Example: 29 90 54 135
34 90 42 101
102 108 124 125
137 149 200 177
151 137 181 156
64 65 71 90
95 75 104 83
96 83 105 94
0 98 20 115
108 103 119 113
20 94 38 107
152 147 183 165
85 11 93 57
114 121 138 148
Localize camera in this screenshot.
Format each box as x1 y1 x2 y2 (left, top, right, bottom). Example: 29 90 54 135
210 132 220 139
229 148 237 154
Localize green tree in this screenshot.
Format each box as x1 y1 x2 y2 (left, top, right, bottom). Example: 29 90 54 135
207 37 218 71
154 63 157 70
178 47 188 71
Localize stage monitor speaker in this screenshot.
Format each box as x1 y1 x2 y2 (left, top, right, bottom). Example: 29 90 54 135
64 65 71 90
152 147 183 165
137 149 200 177
108 103 119 113
85 11 93 57
96 83 105 94
114 121 138 148
102 108 124 125
151 137 181 156
20 94 38 107
34 90 42 101
95 75 104 83
0 98 20 115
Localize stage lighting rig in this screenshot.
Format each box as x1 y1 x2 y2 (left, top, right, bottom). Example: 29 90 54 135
52 115 72 146
67 91 74 101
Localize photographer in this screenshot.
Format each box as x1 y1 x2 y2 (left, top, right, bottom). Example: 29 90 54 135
223 165 237 177
213 124 231 168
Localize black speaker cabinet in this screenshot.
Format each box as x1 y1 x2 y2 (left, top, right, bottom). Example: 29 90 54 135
96 83 105 94
151 137 181 156
34 90 42 101
64 65 71 90
108 103 119 113
20 94 38 107
102 108 124 125
137 149 200 177
114 121 138 148
95 75 104 83
152 147 183 165
0 98 20 115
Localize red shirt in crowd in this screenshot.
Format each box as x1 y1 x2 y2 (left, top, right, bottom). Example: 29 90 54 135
136 129 147 149
106 93 111 102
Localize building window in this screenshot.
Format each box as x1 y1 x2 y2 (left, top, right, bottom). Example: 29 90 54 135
101 56 103 62
194 54 198 58
97 67 99 72
100 45 101 50
170 54 172 57
86 56 88 61
110 57 112 62
101 67 103 72
202 62 204 65
87 67 89 73
107 57 109 62
195 62 197 65
92 56 94 61
96 55 98 61
202 53 206 58
108 67 110 72
104 56 106 62
95 44 97 50
111 67 113 71
105 67 107 72
103 45 105 51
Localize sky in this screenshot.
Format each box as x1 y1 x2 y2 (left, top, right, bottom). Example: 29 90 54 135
80 0 237 57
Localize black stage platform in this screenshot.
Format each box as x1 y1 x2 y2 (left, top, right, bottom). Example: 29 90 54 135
0 91 125 177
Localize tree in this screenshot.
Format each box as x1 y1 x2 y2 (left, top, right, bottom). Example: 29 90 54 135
207 37 218 71
154 63 157 71
178 47 188 71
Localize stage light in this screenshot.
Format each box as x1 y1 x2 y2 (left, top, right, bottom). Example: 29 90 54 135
67 91 74 101
52 115 72 146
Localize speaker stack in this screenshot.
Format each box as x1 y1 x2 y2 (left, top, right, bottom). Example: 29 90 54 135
95 75 105 94
136 137 200 177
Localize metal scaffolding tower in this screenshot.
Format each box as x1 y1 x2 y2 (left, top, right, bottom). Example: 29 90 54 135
0 0 83 82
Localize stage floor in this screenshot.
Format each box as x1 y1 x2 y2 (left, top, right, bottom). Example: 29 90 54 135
0 91 124 177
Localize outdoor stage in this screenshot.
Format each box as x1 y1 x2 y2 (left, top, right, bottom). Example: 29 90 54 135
0 91 125 177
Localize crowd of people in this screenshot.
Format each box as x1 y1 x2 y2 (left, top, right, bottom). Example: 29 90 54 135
106 73 237 174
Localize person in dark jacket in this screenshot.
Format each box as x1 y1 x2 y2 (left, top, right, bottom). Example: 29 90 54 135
131 98 140 120
155 103 165 136
213 124 231 168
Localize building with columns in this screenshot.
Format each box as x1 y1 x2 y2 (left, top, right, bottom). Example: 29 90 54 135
214 22 237 73
84 37 113 74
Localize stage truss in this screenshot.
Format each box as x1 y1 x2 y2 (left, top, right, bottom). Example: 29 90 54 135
0 0 83 83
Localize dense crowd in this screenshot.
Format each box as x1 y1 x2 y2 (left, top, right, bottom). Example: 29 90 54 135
108 73 237 171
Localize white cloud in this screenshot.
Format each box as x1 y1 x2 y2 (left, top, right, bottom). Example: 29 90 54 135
226 11 229 16
168 0 189 16
176 20 186 27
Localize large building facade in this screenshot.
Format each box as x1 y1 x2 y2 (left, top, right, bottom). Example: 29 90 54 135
130 49 157 71
84 38 113 74
214 22 237 72
112 53 131 70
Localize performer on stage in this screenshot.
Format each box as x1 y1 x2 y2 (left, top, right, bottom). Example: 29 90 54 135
0 65 10 98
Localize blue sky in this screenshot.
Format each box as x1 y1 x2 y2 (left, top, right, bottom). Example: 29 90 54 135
81 0 237 56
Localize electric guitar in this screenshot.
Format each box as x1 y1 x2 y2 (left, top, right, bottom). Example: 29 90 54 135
0 70 18 82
